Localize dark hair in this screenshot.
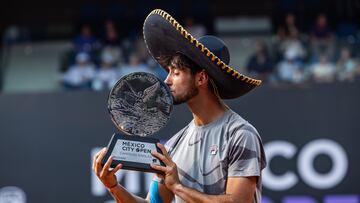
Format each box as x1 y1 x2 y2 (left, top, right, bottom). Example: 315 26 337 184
157 53 203 74
157 53 219 94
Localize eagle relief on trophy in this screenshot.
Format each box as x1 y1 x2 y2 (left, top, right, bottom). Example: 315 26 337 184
101 72 173 173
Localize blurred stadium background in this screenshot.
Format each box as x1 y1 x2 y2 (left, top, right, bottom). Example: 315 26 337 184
0 0 359 202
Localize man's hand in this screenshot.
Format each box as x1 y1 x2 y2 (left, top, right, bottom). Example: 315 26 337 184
92 147 122 189
150 143 181 192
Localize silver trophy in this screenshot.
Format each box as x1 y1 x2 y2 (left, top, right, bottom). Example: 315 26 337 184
102 72 173 173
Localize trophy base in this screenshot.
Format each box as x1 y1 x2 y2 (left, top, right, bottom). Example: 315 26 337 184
101 133 165 174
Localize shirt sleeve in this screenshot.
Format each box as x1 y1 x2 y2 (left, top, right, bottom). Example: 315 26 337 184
227 129 264 177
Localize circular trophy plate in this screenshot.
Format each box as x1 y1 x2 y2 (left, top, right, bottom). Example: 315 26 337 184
108 72 173 137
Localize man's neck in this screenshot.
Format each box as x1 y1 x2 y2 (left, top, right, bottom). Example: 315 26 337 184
187 93 227 126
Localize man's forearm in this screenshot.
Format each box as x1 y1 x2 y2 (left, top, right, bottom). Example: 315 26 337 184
108 184 148 203
172 184 238 203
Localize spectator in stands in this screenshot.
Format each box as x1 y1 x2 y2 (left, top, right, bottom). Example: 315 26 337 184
73 24 100 54
92 52 119 91
283 13 300 37
133 36 150 63
276 48 304 84
336 47 360 82
273 13 302 63
102 20 121 47
61 52 96 89
246 40 273 82
309 54 336 83
99 20 124 66
278 28 307 63
273 26 287 63
309 14 335 62
118 52 154 77
100 46 123 67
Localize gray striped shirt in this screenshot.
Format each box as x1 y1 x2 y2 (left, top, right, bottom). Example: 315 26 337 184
165 109 266 203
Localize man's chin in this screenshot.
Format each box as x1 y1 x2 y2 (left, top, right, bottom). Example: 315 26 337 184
172 95 186 105
172 89 198 105
173 101 184 105
173 98 184 105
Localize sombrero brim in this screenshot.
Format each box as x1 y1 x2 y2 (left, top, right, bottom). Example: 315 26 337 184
143 9 261 99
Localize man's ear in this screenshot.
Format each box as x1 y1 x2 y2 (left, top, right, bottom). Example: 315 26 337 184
196 70 209 87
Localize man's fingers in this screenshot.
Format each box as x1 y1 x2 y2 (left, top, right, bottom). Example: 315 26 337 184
92 155 97 171
157 143 170 158
92 147 105 171
95 148 107 165
151 151 171 166
95 147 106 157
150 164 167 172
110 163 122 175
100 156 113 177
95 148 107 175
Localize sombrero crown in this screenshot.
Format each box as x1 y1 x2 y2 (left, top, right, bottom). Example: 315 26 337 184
143 9 261 99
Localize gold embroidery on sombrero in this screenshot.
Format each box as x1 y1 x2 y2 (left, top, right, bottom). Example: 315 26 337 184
147 9 262 86
211 54 216 62
188 34 193 41
196 41 201 48
200 45 206 52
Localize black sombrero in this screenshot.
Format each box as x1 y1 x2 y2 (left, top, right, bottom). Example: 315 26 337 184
143 9 261 99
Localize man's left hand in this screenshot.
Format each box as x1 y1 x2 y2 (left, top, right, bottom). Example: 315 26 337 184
150 143 181 192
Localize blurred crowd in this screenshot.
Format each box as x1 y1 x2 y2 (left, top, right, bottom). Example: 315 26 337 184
59 20 169 91
246 13 360 85
59 12 360 91
59 18 207 91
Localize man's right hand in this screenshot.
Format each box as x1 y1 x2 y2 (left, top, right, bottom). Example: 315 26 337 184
92 147 123 189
